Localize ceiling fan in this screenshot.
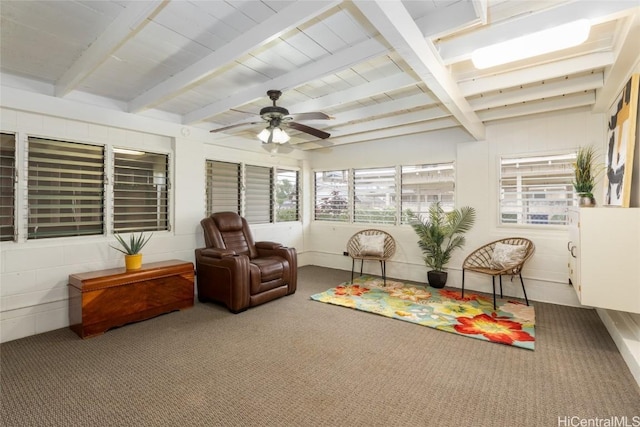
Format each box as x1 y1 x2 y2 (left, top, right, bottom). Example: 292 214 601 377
209 90 332 147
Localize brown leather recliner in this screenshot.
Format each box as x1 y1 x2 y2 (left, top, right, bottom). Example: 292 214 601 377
195 211 297 313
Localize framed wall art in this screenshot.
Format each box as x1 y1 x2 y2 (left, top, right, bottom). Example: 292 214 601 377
603 73 639 207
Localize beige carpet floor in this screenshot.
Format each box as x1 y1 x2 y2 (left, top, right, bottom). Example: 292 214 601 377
1 266 639 427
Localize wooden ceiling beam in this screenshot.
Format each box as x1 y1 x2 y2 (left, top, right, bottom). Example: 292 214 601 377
469 71 603 110
477 92 596 122
459 52 614 97
328 93 438 126
438 0 639 64
593 11 640 112
330 106 449 136
287 73 417 115
128 0 340 113
413 1 482 39
55 0 168 97
183 37 388 124
354 0 485 140
324 117 459 147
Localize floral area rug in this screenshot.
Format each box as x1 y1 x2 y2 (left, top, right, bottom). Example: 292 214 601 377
310 276 535 350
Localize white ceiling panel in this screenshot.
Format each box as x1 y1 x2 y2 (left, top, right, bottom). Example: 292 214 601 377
1 0 638 150
153 2 237 49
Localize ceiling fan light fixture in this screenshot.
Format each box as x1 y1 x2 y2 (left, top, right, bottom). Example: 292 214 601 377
471 19 591 69
257 128 271 143
272 127 290 143
257 127 290 144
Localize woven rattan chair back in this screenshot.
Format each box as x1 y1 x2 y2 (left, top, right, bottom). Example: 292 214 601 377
346 229 396 260
462 237 535 309
346 229 396 285
463 237 535 276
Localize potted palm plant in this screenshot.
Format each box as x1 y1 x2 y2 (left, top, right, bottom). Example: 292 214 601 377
408 203 476 288
111 232 152 270
573 145 602 207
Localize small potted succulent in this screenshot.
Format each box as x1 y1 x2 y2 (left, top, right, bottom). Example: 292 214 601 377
111 232 152 270
408 202 476 288
573 145 603 207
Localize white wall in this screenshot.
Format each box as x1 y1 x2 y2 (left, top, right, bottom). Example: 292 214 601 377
0 101 610 343
306 110 603 306
1 78 638 391
0 95 305 342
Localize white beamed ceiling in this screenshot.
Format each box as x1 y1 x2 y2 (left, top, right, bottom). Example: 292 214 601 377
1 0 639 149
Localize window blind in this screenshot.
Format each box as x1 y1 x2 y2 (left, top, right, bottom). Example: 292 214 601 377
275 169 299 222
353 167 396 224
205 160 240 215
0 133 16 242
401 163 455 222
113 150 169 232
27 137 104 239
245 164 272 224
500 153 576 226
314 170 349 221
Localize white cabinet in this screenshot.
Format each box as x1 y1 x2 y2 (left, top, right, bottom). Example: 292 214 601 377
568 207 640 314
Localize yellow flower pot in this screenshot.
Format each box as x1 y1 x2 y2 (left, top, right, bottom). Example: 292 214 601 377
124 254 143 270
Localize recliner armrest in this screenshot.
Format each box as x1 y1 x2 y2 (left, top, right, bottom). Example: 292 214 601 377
255 241 284 250
196 247 237 258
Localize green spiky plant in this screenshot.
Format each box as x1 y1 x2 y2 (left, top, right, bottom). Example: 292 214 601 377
110 232 152 255
408 203 476 272
573 145 603 199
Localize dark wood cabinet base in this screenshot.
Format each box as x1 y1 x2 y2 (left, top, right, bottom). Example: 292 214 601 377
68 260 195 338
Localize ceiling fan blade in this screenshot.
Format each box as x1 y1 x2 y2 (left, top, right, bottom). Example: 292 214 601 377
287 112 333 121
287 122 330 139
210 121 262 133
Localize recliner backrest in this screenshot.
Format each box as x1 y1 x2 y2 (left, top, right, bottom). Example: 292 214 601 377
201 212 258 258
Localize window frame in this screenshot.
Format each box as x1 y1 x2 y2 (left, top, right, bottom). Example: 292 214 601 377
0 132 17 242
314 169 350 222
313 163 458 226
244 164 273 224
352 166 397 225
498 151 577 228
112 148 170 233
26 136 105 240
205 160 300 224
205 160 241 217
400 162 455 223
275 168 299 222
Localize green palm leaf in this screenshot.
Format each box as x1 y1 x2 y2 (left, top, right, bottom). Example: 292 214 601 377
408 202 476 271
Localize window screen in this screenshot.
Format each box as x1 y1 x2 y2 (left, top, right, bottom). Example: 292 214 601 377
353 167 396 224
401 162 455 221
275 169 299 222
314 170 349 221
205 160 240 216
245 164 272 224
500 153 576 226
27 137 104 239
113 149 169 232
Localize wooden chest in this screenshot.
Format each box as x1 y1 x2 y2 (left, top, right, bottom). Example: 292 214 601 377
68 259 195 338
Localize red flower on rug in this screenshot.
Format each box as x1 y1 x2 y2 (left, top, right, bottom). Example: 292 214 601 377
454 313 535 345
334 284 370 297
439 289 488 302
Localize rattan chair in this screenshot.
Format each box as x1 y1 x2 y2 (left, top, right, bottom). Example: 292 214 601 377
346 229 396 285
462 237 535 310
